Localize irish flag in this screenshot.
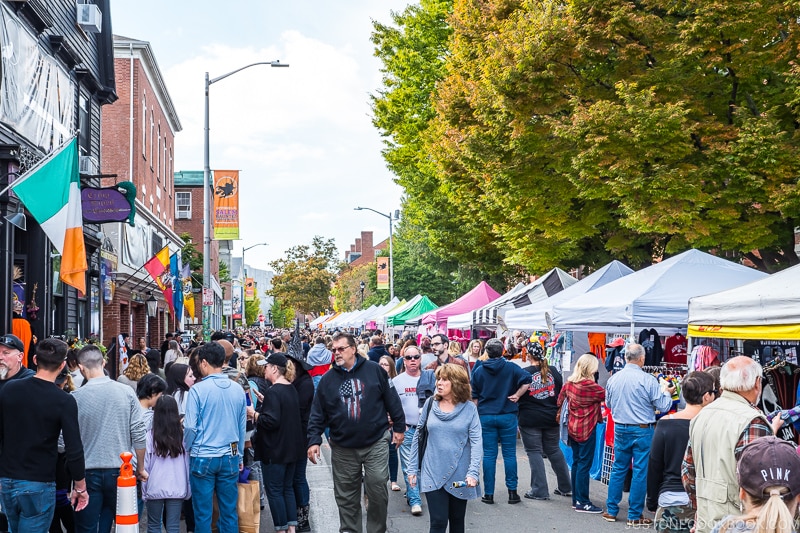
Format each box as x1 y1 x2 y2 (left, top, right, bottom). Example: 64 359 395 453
12 138 87 294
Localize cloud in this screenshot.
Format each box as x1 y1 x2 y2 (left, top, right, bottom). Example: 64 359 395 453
163 28 403 266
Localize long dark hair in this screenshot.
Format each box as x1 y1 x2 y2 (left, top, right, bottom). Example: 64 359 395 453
152 395 184 458
165 363 190 395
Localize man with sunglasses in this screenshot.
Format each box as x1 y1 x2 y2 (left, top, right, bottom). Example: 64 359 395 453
307 332 405 533
0 335 33 392
392 346 425 516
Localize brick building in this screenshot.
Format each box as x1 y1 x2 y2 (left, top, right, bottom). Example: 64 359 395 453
345 231 388 267
100 36 183 353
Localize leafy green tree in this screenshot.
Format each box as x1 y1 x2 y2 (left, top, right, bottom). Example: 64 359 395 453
269 299 295 329
268 236 340 315
373 0 800 273
244 293 261 325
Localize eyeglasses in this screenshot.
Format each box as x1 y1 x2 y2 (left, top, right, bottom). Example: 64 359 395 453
404 355 421 360
707 389 719 396
332 346 351 354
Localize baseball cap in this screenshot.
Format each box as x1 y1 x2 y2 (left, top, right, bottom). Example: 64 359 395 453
0 334 24 352
606 338 625 348
737 436 800 499
263 353 288 368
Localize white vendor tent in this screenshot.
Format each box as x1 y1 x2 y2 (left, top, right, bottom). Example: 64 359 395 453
688 262 800 340
505 260 634 331
552 249 767 334
447 268 576 329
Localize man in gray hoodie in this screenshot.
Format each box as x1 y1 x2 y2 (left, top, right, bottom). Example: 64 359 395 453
306 336 332 390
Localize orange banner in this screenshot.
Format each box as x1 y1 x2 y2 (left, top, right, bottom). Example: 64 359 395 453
213 170 239 240
376 257 389 290
245 278 255 301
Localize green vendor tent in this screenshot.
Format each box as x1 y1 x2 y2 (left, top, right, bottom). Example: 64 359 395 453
386 295 437 327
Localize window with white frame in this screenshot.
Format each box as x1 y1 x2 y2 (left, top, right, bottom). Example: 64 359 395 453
142 92 147 157
176 191 191 219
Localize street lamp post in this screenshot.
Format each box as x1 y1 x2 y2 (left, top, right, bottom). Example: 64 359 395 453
359 280 365 307
241 242 267 326
354 207 398 300
203 61 288 340
242 242 268 280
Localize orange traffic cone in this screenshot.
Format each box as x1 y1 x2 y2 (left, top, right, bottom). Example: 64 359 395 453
115 452 138 532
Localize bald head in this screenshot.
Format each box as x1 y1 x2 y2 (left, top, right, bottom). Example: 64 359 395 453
217 339 234 363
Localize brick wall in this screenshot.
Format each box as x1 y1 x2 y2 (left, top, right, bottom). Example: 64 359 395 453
101 56 177 229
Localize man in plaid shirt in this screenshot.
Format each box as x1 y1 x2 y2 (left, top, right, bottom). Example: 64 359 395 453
681 356 783 533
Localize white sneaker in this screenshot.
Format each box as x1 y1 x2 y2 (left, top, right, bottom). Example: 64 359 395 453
411 504 423 516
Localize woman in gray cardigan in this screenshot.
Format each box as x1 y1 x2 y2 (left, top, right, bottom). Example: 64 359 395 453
408 364 482 533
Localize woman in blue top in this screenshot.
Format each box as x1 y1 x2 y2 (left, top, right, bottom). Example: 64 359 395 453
408 364 482 533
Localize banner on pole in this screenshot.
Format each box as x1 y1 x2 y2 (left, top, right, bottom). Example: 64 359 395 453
223 300 232 316
212 170 239 240
245 278 255 301
376 257 389 290
232 285 243 320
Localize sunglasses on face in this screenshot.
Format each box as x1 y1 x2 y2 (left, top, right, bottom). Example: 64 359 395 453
332 346 351 354
404 355 421 360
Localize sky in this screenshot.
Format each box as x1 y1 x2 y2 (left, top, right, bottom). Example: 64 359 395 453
111 0 410 272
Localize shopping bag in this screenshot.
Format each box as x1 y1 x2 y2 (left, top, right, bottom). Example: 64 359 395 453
237 480 261 533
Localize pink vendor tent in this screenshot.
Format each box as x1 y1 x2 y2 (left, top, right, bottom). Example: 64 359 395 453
420 281 501 326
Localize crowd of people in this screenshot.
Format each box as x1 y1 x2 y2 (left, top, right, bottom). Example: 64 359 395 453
0 326 798 533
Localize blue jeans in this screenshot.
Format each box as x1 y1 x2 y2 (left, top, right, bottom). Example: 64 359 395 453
190 455 240 533
606 425 653 520
569 428 597 507
292 457 310 507
0 478 55 533
264 462 297 530
145 498 183 533
74 468 119 533
397 426 422 506
479 413 519 495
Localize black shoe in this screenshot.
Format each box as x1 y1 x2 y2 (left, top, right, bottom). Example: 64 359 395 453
524 491 550 500
481 494 494 504
508 490 521 504
553 488 572 497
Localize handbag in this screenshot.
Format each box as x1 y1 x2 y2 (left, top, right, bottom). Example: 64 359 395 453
558 398 570 444
417 397 434 468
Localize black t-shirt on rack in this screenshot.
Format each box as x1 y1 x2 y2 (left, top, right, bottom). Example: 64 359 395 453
517 364 562 428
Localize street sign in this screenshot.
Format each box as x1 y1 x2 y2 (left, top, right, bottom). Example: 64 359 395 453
202 288 214 306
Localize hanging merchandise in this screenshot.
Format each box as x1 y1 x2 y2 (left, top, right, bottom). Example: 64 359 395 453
639 328 663 367
688 344 720 371
588 332 606 360
663 333 688 364
604 337 626 374
760 358 798 443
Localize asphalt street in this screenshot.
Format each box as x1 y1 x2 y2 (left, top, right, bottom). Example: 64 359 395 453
304 436 647 533
143 436 647 532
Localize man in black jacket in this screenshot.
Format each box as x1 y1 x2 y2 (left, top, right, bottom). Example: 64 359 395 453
307 332 405 533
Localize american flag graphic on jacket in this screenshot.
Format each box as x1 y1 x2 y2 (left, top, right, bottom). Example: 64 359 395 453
339 378 365 421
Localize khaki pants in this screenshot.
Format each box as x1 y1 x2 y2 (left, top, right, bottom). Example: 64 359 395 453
330 434 390 533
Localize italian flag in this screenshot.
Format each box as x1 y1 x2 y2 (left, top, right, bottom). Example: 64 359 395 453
12 138 87 294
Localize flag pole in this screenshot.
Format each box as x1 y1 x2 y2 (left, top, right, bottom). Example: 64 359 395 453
0 135 78 197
